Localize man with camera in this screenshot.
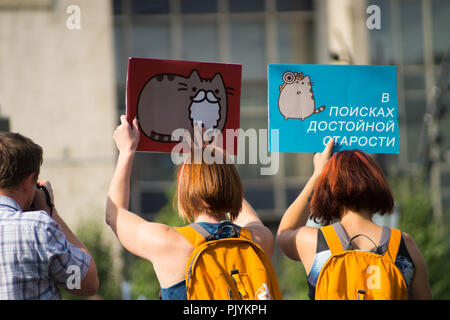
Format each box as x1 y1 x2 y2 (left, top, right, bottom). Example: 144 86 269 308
0 132 99 299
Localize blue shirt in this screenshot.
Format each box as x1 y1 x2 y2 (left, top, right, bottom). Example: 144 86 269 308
0 195 91 299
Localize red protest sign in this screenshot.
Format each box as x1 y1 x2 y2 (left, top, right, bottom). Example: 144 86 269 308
126 57 242 154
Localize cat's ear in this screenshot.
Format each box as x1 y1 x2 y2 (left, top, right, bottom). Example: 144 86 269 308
188 69 201 82
211 72 224 85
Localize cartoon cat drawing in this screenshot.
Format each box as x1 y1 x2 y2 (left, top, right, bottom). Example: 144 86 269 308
137 69 229 142
278 71 325 121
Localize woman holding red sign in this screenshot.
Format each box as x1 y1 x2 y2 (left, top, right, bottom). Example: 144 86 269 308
105 115 280 300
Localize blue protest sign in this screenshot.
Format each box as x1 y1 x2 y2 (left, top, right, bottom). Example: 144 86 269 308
268 64 399 154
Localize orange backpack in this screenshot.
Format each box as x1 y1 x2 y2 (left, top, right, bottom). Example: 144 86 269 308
175 223 282 300
315 223 408 300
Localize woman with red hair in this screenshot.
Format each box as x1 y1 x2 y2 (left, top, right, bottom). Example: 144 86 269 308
105 116 275 300
277 139 432 299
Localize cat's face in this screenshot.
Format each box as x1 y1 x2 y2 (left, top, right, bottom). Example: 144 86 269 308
181 70 226 104
186 70 227 130
297 75 311 89
284 75 312 95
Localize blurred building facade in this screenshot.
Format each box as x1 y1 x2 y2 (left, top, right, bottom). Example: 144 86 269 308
112 0 450 225
0 0 449 267
0 0 118 255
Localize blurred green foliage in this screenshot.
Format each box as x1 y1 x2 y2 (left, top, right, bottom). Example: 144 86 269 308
62 217 121 300
391 172 450 299
276 254 309 299
127 258 159 299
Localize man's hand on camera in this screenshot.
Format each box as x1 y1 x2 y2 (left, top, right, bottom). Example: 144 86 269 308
33 180 55 216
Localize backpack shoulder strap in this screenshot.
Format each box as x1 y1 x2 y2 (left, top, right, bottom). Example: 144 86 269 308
174 223 210 247
239 227 253 241
385 228 402 263
176 223 250 246
320 224 345 255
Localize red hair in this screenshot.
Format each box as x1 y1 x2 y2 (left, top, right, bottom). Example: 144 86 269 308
175 146 244 222
310 150 394 225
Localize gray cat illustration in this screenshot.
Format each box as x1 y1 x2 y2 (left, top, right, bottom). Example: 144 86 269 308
278 71 325 121
137 69 230 142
